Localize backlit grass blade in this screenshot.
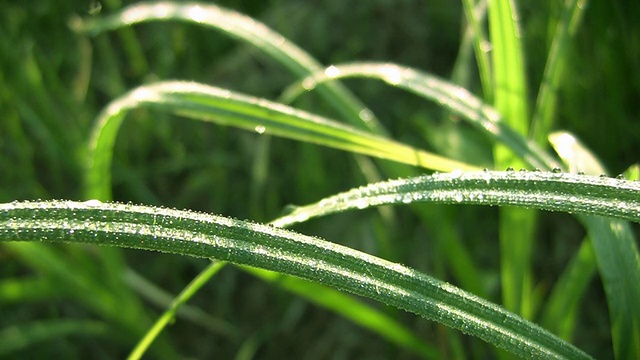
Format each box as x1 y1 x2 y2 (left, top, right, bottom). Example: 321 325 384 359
70 1 384 134
531 0 588 144
281 62 556 170
541 129 603 341
128 261 228 360
272 170 640 228
488 0 536 321
86 81 478 200
582 217 640 359
0 200 592 359
550 130 640 358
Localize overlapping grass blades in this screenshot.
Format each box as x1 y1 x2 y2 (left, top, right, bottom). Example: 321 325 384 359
281 62 555 170
0 200 592 359
71 1 384 134
20 1 637 358
86 81 478 200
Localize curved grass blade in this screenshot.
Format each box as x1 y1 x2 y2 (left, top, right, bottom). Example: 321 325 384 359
0 200 591 359
70 1 384 134
272 170 640 228
281 62 556 170
550 131 640 358
86 81 478 200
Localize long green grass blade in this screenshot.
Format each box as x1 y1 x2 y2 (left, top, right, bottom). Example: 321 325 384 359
531 0 588 144
86 81 478 200
281 62 556 170
488 0 536 321
550 130 640 358
273 170 640 228
128 261 227 360
581 217 640 359
0 200 592 359
70 1 384 134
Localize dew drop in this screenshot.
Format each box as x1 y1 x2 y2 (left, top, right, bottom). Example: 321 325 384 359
449 169 463 178
302 77 316 90
358 108 374 123
551 167 562 173
82 199 103 208
254 125 266 134
506 167 515 172
325 65 340 78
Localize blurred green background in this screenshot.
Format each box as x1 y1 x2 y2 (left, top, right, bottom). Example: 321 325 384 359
1 0 638 358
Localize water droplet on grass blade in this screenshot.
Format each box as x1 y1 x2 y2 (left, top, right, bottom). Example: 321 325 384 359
325 65 340 78
254 125 266 134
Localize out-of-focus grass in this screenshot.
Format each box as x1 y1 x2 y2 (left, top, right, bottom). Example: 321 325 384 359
0 0 638 358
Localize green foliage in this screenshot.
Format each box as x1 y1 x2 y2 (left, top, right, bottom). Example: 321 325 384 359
1 0 639 358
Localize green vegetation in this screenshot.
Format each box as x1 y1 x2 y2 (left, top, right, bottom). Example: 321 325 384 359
1 1 639 358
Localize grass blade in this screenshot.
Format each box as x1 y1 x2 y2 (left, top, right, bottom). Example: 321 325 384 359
488 0 536 321
550 130 640 358
581 217 640 359
86 81 479 200
531 0 588 144
281 62 556 170
0 200 592 359
70 1 385 134
273 170 640 228
127 261 228 360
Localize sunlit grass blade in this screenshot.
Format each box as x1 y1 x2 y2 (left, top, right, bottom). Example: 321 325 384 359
273 170 640 228
531 0 588 144
123 268 238 339
550 130 640 358
488 0 536 322
86 81 479 200
581 217 640 359
281 62 556 170
0 200 592 359
548 131 606 175
488 0 529 137
0 319 108 357
70 1 384 134
541 129 603 341
128 261 227 360
241 266 439 359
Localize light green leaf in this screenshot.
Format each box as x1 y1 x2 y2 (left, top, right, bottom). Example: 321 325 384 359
86 81 478 200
